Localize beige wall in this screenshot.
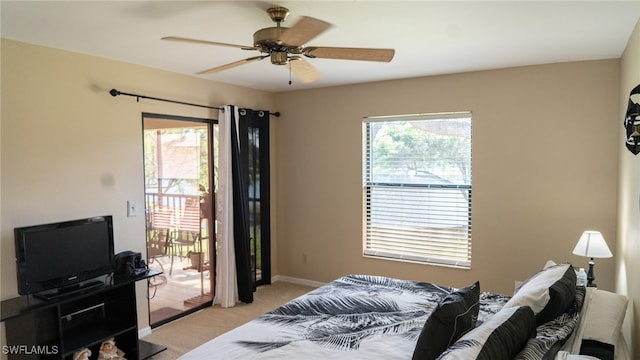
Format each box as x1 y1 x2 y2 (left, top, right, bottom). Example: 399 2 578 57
274 60 620 296
0 39 277 330
617 19 640 359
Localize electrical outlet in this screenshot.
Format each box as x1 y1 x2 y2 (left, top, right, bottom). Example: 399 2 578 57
127 200 137 217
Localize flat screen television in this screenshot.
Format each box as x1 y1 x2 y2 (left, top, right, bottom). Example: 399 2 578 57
14 215 115 298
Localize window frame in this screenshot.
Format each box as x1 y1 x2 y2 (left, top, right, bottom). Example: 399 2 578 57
362 112 473 268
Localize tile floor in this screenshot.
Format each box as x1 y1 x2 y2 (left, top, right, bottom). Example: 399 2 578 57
147 254 213 324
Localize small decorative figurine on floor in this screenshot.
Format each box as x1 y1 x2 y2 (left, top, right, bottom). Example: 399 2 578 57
97 337 126 360
73 348 91 360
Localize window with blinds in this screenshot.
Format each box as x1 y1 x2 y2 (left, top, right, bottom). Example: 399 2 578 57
363 113 472 268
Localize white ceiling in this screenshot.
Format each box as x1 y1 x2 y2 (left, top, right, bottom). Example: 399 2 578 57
2 1 639 92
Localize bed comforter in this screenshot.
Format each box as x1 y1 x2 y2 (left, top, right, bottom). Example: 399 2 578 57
179 275 583 359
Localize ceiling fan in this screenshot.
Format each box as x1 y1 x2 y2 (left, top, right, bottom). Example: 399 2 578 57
162 6 395 84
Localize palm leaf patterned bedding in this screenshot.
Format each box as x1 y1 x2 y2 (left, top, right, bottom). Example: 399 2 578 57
179 275 579 360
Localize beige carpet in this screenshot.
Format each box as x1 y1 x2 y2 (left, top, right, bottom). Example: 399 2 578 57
143 281 316 359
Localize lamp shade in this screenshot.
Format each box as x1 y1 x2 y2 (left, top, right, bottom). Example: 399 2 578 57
572 231 613 258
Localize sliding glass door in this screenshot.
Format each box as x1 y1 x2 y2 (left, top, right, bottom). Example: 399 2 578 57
142 113 216 327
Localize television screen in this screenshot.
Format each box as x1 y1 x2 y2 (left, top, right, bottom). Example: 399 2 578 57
14 215 115 297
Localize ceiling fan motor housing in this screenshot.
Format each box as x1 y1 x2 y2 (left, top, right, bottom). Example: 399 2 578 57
254 26 302 65
253 26 288 48
254 6 302 65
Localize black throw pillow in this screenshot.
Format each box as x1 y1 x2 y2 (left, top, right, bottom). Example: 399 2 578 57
535 264 577 325
412 281 480 360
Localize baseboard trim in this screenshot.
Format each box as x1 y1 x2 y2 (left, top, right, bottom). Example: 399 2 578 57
139 326 152 338
271 275 326 288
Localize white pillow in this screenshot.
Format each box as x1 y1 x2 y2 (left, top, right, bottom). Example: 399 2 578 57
581 289 628 345
564 288 629 355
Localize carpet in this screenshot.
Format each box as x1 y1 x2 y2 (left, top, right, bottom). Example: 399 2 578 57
143 281 317 359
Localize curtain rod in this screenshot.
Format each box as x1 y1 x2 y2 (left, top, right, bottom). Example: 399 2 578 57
109 89 280 117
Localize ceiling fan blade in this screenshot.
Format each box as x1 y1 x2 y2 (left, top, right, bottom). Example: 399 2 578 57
288 57 322 83
304 47 395 62
162 36 256 50
197 55 268 75
279 16 332 46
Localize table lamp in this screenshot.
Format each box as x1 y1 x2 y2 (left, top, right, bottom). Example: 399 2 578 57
572 230 612 287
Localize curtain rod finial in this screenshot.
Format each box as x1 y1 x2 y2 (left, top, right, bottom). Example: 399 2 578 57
109 89 120 97
272 112 280 117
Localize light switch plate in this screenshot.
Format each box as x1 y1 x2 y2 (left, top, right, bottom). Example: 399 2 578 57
127 200 137 217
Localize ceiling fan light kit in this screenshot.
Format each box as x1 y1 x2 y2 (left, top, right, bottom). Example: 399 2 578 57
269 52 289 66
162 6 395 84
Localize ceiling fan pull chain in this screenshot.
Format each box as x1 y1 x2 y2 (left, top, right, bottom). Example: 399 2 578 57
289 64 293 85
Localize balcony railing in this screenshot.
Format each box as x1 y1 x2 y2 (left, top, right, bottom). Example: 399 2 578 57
145 192 209 267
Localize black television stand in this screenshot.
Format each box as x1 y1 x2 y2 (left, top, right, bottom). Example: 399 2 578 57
1 270 165 360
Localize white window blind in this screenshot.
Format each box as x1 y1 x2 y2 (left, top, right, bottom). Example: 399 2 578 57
363 113 472 268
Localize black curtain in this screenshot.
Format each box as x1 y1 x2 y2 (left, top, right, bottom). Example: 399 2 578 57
230 108 253 303
239 109 271 287
230 107 271 303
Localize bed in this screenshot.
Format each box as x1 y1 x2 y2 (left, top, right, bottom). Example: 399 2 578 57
179 263 629 360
